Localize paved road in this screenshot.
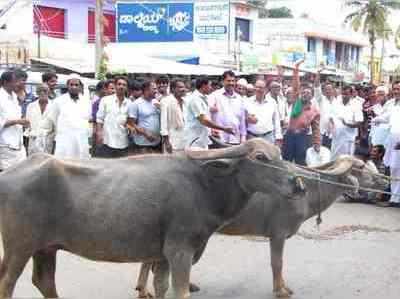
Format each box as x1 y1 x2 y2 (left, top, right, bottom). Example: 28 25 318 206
9 201 400 299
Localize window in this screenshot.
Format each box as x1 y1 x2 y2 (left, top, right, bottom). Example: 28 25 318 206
355 46 360 64
335 42 343 65
88 10 116 43
235 18 250 42
307 37 316 52
33 5 66 39
344 44 350 67
323 40 331 56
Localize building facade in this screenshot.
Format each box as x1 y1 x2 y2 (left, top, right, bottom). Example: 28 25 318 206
256 18 367 75
0 0 264 68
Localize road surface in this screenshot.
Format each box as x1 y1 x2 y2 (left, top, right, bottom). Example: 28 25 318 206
9 201 400 299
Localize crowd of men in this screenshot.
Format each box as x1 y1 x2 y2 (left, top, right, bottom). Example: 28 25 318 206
0 59 399 207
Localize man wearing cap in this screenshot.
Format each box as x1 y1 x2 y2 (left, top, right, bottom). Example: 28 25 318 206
41 74 91 159
266 81 290 132
235 78 248 97
246 83 255 98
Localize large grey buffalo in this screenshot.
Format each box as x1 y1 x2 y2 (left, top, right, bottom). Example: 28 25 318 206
0 139 309 299
135 155 388 298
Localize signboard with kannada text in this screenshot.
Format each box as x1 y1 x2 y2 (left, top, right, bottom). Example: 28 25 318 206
117 2 194 42
194 1 229 41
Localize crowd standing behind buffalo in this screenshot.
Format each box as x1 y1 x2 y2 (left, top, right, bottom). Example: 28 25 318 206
0 61 399 207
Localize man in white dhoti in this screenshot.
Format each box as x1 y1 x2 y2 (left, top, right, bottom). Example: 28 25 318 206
0 71 30 170
330 85 364 160
41 74 91 159
373 83 400 207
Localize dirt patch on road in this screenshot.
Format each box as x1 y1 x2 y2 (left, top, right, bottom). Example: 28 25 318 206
240 225 400 242
297 225 397 240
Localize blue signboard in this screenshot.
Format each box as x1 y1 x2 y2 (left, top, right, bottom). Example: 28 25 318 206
117 2 194 42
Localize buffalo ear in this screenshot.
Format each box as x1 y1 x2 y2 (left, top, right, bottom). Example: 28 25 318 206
201 159 238 177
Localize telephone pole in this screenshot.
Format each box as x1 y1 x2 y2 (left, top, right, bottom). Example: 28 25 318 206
95 0 104 78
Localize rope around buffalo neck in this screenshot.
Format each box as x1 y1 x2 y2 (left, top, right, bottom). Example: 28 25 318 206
260 161 400 227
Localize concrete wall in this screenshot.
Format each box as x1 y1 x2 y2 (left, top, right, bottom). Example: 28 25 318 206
37 0 115 42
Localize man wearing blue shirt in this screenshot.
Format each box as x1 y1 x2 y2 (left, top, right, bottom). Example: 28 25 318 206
127 81 161 154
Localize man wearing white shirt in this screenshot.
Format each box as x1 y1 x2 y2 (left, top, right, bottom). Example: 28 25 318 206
96 76 130 158
330 86 364 159
373 82 400 207
41 75 91 159
314 71 337 149
161 79 186 153
25 84 54 155
0 71 30 170
184 77 234 149
369 86 390 147
246 79 283 146
306 145 331 167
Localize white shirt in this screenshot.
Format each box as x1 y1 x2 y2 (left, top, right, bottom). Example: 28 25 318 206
370 100 394 146
246 96 283 140
379 101 400 168
160 95 185 151
265 93 289 123
25 101 52 137
96 95 129 149
41 93 91 140
184 90 210 149
314 86 337 136
306 146 331 167
0 88 23 150
331 97 363 141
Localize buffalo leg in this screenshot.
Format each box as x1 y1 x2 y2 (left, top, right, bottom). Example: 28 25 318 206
32 249 59 298
153 261 169 299
270 236 293 298
0 251 30 298
164 244 193 299
136 263 154 298
135 242 207 298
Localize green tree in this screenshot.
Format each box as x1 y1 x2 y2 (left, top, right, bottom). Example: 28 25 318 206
266 6 294 18
344 0 400 82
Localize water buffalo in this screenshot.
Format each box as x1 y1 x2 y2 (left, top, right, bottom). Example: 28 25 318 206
0 139 306 299
135 155 388 298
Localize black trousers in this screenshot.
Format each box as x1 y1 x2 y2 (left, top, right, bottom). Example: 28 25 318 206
96 144 128 158
322 134 332 149
282 131 311 166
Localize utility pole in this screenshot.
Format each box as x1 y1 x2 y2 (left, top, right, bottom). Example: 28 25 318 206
37 22 41 59
95 0 104 78
379 38 385 84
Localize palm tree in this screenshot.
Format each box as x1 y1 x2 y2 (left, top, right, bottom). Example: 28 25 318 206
344 0 400 83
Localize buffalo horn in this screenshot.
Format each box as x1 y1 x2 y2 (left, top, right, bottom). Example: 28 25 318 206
186 143 250 160
317 159 354 176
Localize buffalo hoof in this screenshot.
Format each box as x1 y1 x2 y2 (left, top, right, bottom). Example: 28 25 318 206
136 287 154 299
189 282 200 293
274 286 293 298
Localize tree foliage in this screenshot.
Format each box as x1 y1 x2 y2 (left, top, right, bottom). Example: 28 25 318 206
344 0 400 81
266 6 294 18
